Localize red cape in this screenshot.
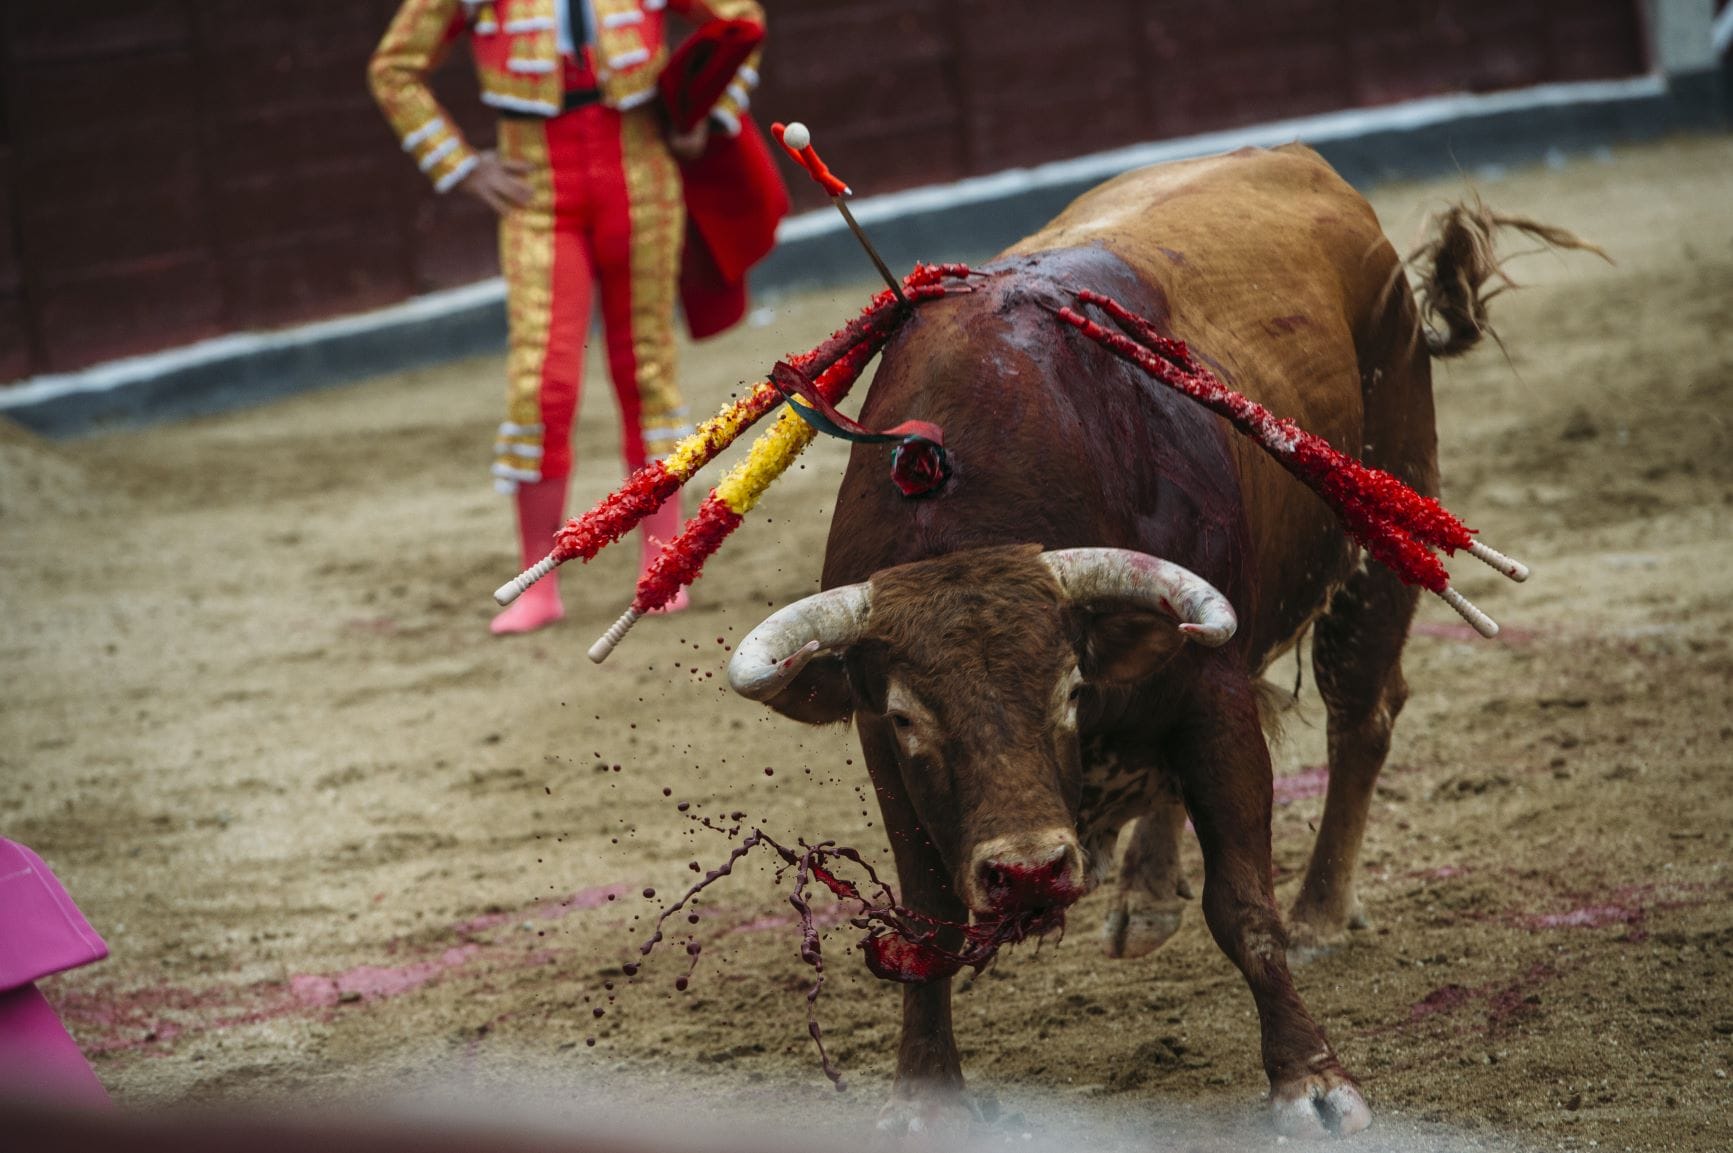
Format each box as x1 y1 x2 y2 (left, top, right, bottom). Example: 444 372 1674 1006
677 116 787 338
660 20 788 339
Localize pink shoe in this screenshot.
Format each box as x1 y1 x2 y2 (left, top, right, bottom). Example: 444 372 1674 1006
0 839 111 1107
492 478 567 636
490 579 565 635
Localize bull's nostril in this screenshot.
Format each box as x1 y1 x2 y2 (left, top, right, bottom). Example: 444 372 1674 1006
975 843 1084 914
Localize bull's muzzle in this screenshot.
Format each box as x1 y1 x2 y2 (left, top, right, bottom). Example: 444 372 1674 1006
966 829 1087 919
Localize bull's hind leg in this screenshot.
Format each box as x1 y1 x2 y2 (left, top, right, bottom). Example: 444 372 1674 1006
1289 559 1418 953
1175 670 1369 1137
1102 796 1192 958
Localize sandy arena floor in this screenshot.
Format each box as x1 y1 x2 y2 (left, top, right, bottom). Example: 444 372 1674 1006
2 134 1731 1152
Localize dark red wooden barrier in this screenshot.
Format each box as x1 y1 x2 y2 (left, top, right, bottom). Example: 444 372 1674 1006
0 1 1645 380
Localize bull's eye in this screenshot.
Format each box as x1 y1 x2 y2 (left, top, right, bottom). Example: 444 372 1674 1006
1067 684 1084 704
888 712 913 731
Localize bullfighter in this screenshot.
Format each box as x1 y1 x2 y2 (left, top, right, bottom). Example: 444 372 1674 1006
370 0 769 633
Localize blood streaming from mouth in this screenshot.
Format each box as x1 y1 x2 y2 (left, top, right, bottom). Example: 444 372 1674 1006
629 813 1068 1090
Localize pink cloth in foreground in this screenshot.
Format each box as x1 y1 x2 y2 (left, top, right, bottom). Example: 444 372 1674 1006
0 984 110 1106
0 837 110 1106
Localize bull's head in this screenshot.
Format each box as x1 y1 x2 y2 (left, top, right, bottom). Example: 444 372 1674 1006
727 544 1234 925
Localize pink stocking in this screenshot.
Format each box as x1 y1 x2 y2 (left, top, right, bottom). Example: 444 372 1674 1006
639 493 689 613
491 477 569 635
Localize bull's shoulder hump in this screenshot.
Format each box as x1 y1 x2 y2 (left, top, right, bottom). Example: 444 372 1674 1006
1092 144 1356 210
1004 145 1377 263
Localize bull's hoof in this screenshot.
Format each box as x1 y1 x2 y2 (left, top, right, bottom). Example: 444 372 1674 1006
874 1088 977 1144
1102 894 1185 957
1287 898 1370 966
1101 890 1187 958
1270 1067 1371 1139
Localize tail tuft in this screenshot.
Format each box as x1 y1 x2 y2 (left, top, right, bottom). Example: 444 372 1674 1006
1408 195 1608 358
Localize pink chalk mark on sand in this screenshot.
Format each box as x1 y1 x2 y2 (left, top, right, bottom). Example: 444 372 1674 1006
1507 880 1720 940
1274 765 1330 806
1273 762 1417 807
1409 870 1718 940
53 884 633 1055
1407 983 1475 1022
450 883 628 936
1524 905 1641 930
727 902 853 937
1359 880 1727 1041
1387 961 1557 1035
288 945 480 1008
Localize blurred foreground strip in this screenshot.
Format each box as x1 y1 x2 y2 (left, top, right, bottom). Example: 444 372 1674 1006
0 1098 871 1153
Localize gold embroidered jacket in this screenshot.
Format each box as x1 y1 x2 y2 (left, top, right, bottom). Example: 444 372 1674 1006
370 0 765 193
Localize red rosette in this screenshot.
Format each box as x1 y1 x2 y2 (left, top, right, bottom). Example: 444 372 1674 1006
889 437 950 498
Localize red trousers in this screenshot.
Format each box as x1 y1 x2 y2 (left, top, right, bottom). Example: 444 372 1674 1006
491 100 689 492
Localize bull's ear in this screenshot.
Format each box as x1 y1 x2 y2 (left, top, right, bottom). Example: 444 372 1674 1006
756 654 855 725
845 641 889 716
1078 609 1188 685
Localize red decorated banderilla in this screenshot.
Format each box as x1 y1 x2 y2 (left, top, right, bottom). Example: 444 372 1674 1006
1054 290 1528 637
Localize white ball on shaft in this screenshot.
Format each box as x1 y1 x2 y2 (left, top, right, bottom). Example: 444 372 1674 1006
783 121 810 150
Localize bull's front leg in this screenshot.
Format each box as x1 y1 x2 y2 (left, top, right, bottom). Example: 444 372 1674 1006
856 715 974 1137
1173 671 1371 1139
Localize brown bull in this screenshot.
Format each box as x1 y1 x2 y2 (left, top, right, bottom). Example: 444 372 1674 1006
727 144 1511 1138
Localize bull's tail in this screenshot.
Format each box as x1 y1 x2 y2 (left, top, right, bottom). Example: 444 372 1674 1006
1406 195 1608 358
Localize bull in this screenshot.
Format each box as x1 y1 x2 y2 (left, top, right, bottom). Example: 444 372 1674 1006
725 144 1510 1138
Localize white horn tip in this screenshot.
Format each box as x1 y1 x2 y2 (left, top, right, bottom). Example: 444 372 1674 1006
728 638 821 700
1178 621 1236 648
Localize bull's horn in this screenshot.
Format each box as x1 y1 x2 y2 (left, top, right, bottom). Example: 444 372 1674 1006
727 583 873 701
1041 549 1237 647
